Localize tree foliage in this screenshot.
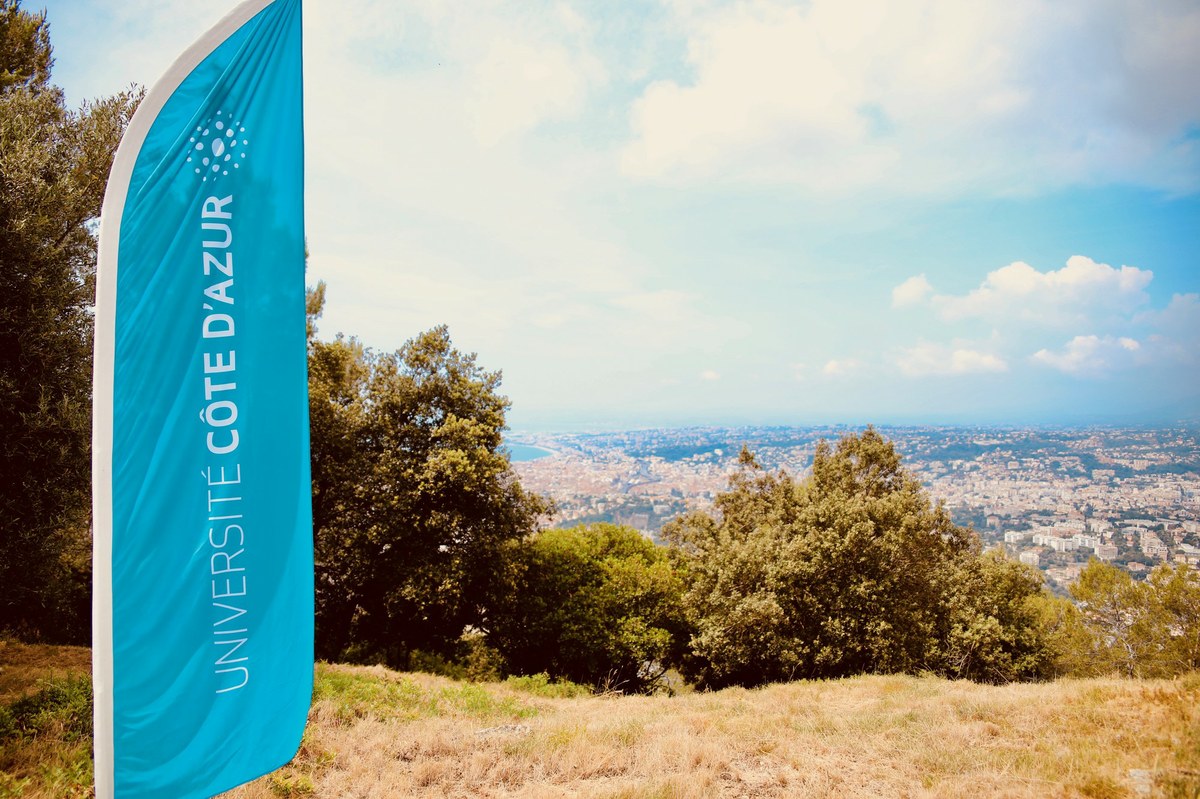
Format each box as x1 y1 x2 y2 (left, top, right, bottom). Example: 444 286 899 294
0 0 138 641
664 428 1054 688
941 550 1057 682
489 523 686 693
1065 559 1200 678
0 1 49 93
306 290 546 667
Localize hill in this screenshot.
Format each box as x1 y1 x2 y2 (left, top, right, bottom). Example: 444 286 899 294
1 642 1197 798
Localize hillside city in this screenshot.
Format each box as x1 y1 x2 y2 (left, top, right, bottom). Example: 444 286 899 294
510 425 1200 591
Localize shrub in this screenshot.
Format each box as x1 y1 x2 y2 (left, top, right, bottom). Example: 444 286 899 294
0 675 92 745
489 523 686 693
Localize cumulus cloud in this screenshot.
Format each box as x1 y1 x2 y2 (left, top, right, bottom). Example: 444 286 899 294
896 342 1008 376
893 261 1196 381
930 256 1153 327
621 0 1200 194
1031 335 1142 376
892 274 933 307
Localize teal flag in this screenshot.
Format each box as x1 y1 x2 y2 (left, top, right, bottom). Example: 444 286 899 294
92 2 311 797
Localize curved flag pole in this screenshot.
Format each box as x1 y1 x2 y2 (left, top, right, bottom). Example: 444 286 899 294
94 1 311 796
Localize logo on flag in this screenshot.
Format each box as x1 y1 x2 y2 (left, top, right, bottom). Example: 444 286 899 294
187 111 250 180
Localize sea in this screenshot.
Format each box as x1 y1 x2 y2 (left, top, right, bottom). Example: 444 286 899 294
505 443 554 462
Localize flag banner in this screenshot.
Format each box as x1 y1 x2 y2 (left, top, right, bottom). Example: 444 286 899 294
92 1 310 797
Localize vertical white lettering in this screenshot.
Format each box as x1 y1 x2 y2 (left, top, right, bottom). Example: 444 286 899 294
202 314 234 338
215 666 249 694
201 195 233 219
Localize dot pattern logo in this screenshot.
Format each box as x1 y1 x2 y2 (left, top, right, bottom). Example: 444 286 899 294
186 110 248 181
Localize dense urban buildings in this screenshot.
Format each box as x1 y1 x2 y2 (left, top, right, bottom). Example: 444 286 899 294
510 426 1200 590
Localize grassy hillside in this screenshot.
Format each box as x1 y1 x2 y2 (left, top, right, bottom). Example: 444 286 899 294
2 641 1197 798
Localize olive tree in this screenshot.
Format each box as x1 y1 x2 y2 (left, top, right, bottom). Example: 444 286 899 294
0 0 138 640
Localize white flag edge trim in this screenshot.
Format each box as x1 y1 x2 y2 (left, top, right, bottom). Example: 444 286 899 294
92 2 278 797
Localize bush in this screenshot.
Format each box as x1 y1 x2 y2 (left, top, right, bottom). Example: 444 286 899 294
502 673 590 698
0 675 92 745
0 675 94 798
489 524 686 693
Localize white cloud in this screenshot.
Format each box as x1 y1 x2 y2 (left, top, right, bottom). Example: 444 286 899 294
611 290 697 320
1132 292 1200 366
700 369 721 381
823 358 861 376
1141 292 1200 343
930 256 1153 327
891 257 1200 379
621 0 1200 194
1031 335 1143 376
292 2 743 381
892 274 933 308
897 342 1008 376
468 35 604 145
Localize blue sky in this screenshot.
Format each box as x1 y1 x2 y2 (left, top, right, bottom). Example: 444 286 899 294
42 0 1200 429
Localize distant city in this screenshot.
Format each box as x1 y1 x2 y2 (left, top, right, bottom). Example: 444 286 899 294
508 425 1200 590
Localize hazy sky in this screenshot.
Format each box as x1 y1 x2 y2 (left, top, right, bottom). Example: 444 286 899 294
40 0 1200 430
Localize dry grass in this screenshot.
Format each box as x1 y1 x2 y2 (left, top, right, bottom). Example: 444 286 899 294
2 644 1196 799
0 641 90 704
221 665 1200 799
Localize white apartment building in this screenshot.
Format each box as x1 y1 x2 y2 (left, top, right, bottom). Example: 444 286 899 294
1141 535 1169 559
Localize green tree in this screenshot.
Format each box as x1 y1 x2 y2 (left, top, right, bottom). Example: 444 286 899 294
1067 559 1144 676
306 292 546 667
941 551 1057 682
1025 590 1093 678
0 0 49 92
489 523 686 693
1145 562 1200 675
1066 559 1200 678
665 428 1051 688
0 1 138 641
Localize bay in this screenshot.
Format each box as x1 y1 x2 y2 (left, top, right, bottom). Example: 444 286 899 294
505 443 554 462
